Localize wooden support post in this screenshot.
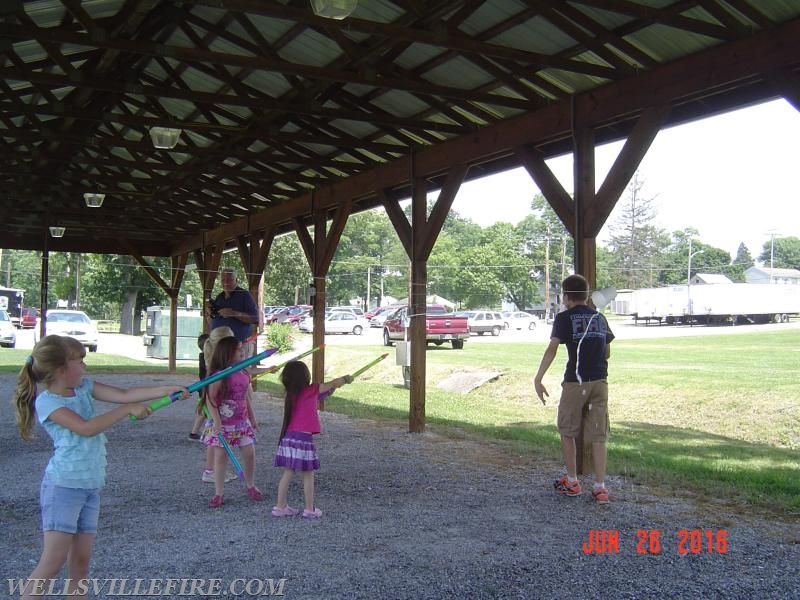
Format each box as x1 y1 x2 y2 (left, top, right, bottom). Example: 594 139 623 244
293 193 353 409
408 177 428 433
384 163 467 433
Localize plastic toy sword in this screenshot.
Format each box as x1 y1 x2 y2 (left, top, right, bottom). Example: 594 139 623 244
350 353 389 378
129 347 278 421
250 344 324 381
200 405 245 480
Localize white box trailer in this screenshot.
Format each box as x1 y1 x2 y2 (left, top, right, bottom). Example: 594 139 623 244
622 283 800 325
625 286 687 324
690 283 800 324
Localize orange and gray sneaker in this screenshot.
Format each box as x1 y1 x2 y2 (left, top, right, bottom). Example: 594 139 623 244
591 486 610 504
554 475 581 497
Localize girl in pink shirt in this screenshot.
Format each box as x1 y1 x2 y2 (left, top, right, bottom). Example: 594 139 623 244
201 336 263 508
272 360 352 518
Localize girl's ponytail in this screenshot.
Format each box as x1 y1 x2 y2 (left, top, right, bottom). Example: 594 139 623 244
13 360 38 440
12 335 84 440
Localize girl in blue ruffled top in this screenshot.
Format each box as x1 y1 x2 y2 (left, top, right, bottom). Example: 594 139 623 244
12 334 187 600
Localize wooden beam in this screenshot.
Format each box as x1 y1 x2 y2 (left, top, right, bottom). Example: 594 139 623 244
120 239 171 294
312 210 327 392
293 217 314 268
170 254 188 291
380 189 412 258
408 176 428 433
417 164 467 260
589 103 672 235
516 144 575 236
766 68 800 113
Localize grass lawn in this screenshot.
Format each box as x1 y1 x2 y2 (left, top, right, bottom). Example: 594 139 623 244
256 331 800 516
3 330 798 515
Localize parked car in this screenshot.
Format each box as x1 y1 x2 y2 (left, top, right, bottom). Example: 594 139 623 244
299 311 368 335
0 309 16 348
267 305 311 326
461 310 504 336
328 306 365 317
503 311 539 331
34 309 99 352
20 307 39 329
263 305 285 319
368 305 399 328
383 305 470 349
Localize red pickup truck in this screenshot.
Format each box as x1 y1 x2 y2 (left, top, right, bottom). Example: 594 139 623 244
382 304 470 349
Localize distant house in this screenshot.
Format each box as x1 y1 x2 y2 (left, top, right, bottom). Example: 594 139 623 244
690 273 733 285
744 267 800 285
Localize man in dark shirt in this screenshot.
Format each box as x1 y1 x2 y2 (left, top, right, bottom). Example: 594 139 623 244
210 267 259 357
534 274 615 504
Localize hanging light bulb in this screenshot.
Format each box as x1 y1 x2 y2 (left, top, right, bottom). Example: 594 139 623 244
149 126 182 149
310 0 357 20
84 192 105 208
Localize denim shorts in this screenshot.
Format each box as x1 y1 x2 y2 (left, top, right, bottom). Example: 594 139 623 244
40 481 101 534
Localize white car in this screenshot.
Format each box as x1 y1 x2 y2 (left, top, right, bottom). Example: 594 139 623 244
299 311 368 335
462 310 504 336
0 309 16 348
34 309 99 352
503 311 539 331
328 306 365 317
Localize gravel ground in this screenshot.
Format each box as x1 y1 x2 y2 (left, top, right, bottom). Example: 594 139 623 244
1 371 798 600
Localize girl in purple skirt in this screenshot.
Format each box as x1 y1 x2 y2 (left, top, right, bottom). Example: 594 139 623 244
272 360 352 518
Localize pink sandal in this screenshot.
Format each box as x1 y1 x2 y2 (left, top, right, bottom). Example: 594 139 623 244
208 495 224 508
271 505 299 517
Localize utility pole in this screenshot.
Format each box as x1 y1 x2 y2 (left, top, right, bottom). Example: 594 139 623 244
687 236 703 323
767 230 780 284
544 226 551 321
366 266 371 309
75 253 81 309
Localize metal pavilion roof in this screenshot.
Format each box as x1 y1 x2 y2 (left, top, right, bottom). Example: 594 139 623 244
1 0 799 257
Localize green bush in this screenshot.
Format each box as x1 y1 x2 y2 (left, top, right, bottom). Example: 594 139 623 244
264 323 295 353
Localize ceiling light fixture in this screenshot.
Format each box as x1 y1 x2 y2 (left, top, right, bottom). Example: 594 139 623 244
149 126 182 149
310 0 358 20
84 192 105 208
49 226 66 238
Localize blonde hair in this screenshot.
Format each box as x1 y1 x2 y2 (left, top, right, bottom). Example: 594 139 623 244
203 326 235 369
13 335 85 441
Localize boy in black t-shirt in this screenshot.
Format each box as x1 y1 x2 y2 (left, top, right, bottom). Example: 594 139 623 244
533 274 615 504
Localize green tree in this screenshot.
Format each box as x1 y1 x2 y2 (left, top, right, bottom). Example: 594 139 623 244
81 254 171 333
657 230 733 286
728 243 754 282
329 210 406 307
0 250 42 308
264 235 311 305
517 195 571 311
758 236 800 270
605 173 669 289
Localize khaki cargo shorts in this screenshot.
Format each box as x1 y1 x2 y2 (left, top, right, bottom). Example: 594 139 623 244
557 380 610 442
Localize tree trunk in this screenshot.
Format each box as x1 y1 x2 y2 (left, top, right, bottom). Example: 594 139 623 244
133 308 143 335
120 290 138 334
